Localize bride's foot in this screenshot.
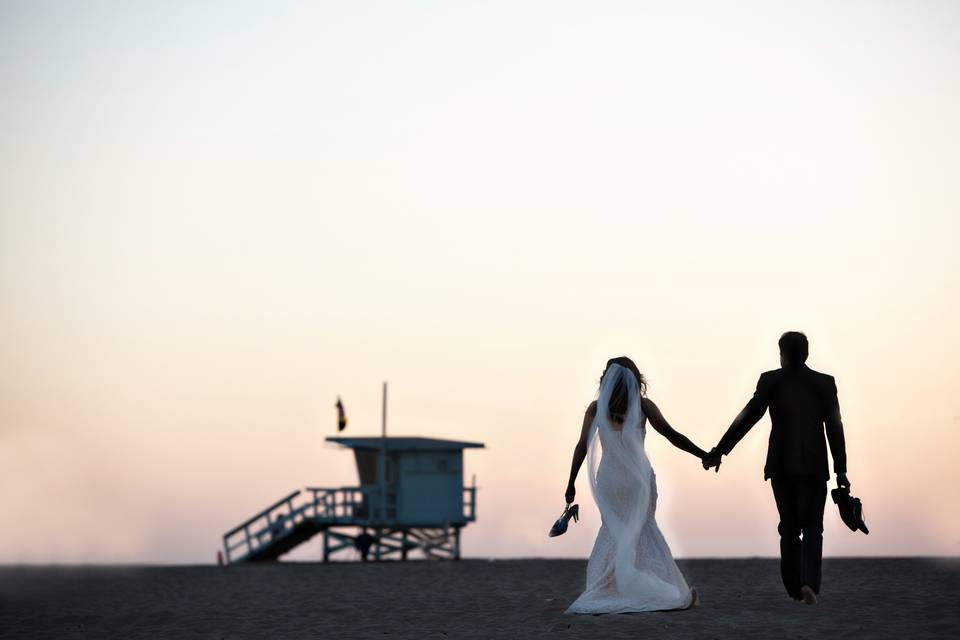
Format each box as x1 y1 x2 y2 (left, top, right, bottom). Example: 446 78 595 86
685 588 700 609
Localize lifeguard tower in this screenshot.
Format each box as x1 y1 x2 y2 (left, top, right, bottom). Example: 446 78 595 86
221 385 484 563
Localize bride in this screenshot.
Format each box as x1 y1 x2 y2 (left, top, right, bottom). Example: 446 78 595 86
563 356 707 614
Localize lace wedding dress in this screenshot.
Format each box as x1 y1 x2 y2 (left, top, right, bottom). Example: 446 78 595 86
566 363 694 614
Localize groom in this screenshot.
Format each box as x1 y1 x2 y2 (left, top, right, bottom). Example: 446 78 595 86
702 332 849 605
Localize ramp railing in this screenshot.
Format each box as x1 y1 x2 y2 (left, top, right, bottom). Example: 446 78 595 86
222 490 311 563
222 487 371 563
223 484 478 563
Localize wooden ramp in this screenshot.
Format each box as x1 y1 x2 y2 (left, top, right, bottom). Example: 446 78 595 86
222 486 476 564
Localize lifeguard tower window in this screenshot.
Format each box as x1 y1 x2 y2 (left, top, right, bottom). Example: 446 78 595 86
354 450 397 484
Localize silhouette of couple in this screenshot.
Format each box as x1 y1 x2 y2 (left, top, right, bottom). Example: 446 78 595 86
563 332 849 613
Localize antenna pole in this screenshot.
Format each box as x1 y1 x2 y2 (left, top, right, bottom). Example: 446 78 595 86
379 382 388 526
382 382 387 438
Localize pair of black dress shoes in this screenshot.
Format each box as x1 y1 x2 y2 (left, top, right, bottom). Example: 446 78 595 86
832 487 869 534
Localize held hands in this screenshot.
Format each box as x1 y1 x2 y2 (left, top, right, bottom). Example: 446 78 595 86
701 447 722 473
837 473 851 489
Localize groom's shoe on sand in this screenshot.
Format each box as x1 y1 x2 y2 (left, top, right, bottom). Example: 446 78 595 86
800 585 818 605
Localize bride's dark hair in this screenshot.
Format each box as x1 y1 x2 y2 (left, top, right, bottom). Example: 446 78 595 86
603 356 647 423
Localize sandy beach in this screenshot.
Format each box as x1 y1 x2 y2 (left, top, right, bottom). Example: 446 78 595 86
1 558 957 639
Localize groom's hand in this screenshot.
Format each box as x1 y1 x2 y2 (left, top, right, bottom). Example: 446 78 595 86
702 448 722 473
837 473 850 489
565 484 576 505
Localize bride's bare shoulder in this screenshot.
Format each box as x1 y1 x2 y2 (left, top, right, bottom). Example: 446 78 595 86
585 400 598 417
640 396 658 414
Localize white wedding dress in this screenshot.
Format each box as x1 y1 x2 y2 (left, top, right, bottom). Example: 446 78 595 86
566 363 694 614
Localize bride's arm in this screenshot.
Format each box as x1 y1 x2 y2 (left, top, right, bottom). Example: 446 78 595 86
565 401 597 504
641 397 708 459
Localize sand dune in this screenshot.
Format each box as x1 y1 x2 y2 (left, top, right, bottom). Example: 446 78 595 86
1 558 957 639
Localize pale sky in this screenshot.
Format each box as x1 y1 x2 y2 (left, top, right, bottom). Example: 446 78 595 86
1 0 958 563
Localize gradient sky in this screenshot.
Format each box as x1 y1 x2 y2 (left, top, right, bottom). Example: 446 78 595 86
1 0 958 563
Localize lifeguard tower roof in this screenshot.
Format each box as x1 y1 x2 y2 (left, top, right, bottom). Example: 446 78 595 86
326 436 485 451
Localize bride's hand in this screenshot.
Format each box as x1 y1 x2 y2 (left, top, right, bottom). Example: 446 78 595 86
565 484 576 504
702 448 722 472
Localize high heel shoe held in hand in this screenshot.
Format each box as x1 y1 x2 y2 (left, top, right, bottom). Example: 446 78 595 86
548 503 580 537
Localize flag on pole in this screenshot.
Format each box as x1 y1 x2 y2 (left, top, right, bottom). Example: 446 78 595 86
335 396 347 431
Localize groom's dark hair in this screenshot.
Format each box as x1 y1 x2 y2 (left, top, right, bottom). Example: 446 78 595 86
778 331 809 366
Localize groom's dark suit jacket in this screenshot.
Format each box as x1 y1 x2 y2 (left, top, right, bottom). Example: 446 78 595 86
717 364 846 481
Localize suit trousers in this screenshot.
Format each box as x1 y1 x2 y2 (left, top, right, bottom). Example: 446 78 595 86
770 475 828 597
